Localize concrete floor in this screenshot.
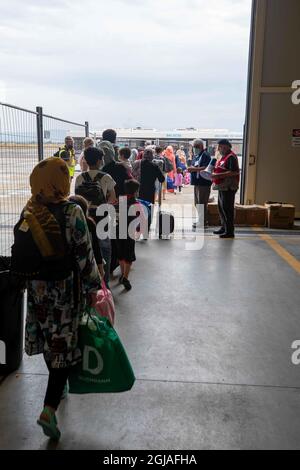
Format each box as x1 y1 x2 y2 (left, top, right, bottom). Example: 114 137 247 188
1 190 300 449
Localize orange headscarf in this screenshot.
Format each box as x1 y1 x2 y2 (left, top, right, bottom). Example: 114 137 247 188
29 157 70 204
164 146 176 177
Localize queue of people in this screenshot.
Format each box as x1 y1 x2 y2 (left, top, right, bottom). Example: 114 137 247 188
10 129 239 441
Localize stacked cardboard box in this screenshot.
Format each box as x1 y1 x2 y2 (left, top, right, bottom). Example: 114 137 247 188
208 203 268 227
265 203 295 229
235 205 267 227
208 202 295 228
235 205 247 226
245 205 267 227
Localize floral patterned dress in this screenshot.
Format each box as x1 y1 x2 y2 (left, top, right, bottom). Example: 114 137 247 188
25 203 101 368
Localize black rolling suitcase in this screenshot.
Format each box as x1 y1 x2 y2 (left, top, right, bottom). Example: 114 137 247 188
157 183 175 239
0 257 25 375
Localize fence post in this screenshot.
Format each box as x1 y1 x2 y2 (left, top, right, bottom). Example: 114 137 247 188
85 121 89 138
36 106 44 161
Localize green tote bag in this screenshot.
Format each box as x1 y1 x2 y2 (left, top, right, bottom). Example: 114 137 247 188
69 311 135 394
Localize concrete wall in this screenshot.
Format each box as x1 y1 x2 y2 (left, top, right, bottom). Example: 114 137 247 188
244 0 300 214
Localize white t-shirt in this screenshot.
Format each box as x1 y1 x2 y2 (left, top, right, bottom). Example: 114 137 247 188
75 170 116 202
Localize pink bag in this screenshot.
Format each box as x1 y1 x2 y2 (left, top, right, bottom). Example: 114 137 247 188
184 172 191 185
94 281 116 325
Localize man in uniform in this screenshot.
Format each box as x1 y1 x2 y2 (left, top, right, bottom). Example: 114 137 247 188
54 136 76 179
212 139 240 238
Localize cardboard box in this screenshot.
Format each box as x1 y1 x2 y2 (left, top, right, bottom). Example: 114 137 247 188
235 205 267 226
245 205 267 227
208 213 221 226
208 203 267 227
265 203 295 229
235 205 247 226
208 203 219 215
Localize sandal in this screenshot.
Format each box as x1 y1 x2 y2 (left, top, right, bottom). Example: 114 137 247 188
122 277 132 291
37 407 61 441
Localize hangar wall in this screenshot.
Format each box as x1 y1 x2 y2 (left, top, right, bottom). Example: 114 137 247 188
243 0 300 215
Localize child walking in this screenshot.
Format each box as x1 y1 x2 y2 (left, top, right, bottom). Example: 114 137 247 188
174 167 183 194
69 195 105 281
114 179 141 291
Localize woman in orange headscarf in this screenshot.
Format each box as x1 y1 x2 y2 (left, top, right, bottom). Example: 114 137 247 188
12 157 101 441
163 145 177 181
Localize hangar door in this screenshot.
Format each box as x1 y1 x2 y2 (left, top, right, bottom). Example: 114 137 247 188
242 0 300 215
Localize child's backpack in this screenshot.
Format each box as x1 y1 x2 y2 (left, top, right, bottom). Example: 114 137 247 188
76 172 106 206
136 199 152 218
11 202 74 280
184 172 191 185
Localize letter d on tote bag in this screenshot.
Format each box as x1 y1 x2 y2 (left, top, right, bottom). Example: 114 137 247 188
83 346 104 375
69 311 135 394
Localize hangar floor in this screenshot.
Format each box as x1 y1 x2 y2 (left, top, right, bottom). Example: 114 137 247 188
1 188 300 450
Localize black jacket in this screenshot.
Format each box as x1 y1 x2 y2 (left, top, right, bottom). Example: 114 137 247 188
138 160 165 204
102 161 131 197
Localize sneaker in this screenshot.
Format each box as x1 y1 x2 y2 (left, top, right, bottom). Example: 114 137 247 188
122 277 132 291
213 228 225 235
37 407 61 441
119 275 124 284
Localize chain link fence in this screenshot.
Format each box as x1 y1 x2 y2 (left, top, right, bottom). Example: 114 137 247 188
0 102 89 255
41 113 88 158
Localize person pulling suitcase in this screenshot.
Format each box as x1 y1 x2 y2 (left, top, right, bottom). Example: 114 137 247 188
157 182 175 240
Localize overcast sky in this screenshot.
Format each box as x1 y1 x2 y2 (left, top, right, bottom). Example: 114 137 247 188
0 0 252 131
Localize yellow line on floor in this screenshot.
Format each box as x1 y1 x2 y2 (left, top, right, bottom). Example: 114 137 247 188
255 231 300 275
182 232 300 242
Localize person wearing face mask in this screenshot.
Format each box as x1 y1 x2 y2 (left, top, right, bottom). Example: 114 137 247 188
79 137 94 172
211 139 240 239
54 136 76 179
188 139 212 228
132 148 165 234
99 139 131 197
176 145 187 167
